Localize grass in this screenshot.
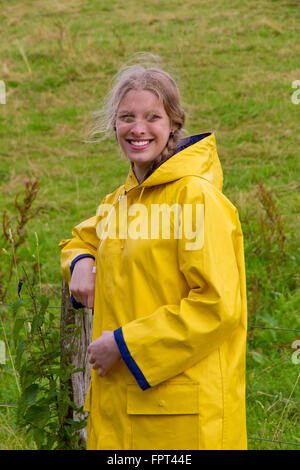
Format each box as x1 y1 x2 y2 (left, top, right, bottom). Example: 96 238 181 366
0 0 299 450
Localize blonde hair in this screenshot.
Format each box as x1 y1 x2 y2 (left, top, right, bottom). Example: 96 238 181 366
87 54 186 168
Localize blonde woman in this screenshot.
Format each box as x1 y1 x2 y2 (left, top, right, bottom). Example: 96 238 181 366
59 56 248 450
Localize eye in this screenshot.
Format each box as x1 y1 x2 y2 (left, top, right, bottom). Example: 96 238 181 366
148 114 160 121
118 114 134 122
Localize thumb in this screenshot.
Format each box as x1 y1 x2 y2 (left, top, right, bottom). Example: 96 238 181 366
87 293 95 309
98 367 106 377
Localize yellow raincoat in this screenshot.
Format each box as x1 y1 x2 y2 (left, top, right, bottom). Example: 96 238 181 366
60 132 247 450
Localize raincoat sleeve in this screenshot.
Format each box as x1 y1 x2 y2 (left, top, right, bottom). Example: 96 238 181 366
114 182 246 390
59 191 120 308
59 215 99 286
59 193 114 285
60 215 101 309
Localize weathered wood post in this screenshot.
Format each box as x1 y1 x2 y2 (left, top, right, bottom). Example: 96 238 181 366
60 279 93 443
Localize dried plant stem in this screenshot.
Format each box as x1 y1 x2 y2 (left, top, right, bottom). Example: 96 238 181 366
15 41 32 74
0 410 27 449
34 232 42 295
8 229 19 283
254 175 286 258
0 179 42 303
272 372 300 441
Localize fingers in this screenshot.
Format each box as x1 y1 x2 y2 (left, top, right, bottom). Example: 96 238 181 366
70 283 95 308
70 257 96 308
87 332 120 378
87 292 95 309
88 348 107 377
88 355 106 377
88 343 101 369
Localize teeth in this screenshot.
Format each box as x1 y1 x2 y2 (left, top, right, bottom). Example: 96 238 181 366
131 140 150 146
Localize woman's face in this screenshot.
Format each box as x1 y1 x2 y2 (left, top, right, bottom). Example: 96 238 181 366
115 89 173 182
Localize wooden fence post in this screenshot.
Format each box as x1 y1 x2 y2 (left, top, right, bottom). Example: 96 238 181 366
60 279 93 443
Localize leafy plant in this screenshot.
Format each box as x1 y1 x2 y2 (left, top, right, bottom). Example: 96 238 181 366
243 177 292 322
12 269 87 450
0 179 42 302
0 180 87 450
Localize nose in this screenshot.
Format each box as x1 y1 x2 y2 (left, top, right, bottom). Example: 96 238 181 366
130 120 147 136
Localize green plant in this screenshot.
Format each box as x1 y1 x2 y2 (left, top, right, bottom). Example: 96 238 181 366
0 179 42 303
243 177 291 323
12 268 87 450
0 180 86 450
253 175 286 266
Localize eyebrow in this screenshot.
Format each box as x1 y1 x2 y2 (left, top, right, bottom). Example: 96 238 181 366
117 109 162 115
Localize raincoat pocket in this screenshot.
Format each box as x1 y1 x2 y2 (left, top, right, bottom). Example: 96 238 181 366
127 383 199 450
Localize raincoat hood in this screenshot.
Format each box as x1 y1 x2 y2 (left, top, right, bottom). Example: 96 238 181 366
124 132 223 192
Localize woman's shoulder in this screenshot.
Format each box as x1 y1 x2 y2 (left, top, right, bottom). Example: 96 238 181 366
99 184 126 206
166 176 239 216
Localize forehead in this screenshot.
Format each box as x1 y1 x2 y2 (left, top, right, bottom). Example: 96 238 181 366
118 89 166 113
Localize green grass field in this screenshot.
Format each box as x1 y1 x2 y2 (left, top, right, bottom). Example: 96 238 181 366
0 0 299 450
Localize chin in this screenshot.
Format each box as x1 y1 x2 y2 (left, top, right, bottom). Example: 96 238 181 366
129 155 156 165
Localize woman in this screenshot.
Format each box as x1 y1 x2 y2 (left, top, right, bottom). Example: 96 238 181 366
59 58 248 450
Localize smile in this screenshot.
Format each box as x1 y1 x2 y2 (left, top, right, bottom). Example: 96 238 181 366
127 139 153 149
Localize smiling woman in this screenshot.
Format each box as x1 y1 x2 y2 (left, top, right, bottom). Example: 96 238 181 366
59 54 248 450
87 57 185 182
116 89 176 182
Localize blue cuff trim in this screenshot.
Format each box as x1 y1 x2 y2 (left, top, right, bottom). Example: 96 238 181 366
114 327 150 391
70 254 95 275
70 294 85 310
70 254 95 310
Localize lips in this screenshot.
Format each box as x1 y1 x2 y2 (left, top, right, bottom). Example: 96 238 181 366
127 139 153 150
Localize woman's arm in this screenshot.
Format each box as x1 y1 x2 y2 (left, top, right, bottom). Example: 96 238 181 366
113 184 247 389
59 215 99 308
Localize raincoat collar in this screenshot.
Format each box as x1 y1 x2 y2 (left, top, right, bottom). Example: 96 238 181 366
123 132 223 193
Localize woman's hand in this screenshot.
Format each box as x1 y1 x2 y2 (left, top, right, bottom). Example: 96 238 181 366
70 257 96 309
88 331 121 377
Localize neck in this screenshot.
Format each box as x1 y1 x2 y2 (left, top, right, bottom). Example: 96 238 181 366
132 163 150 184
